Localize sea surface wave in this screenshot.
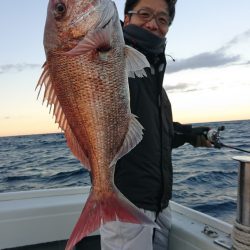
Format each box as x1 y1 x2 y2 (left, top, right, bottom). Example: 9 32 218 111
1 119 249 224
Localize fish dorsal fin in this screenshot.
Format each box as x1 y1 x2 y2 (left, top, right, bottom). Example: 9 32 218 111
125 45 150 78
65 21 112 56
110 114 144 168
36 62 91 170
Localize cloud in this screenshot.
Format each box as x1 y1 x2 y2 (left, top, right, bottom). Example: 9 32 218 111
165 82 205 93
222 29 250 50
164 80 221 93
0 63 41 74
166 83 189 91
166 29 250 74
166 52 240 73
165 82 202 93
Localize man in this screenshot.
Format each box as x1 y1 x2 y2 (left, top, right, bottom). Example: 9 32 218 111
100 0 211 249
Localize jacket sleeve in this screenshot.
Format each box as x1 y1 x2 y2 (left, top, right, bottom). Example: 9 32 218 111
172 122 196 148
172 122 211 148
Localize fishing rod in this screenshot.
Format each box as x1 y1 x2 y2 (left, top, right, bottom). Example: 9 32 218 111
205 126 250 154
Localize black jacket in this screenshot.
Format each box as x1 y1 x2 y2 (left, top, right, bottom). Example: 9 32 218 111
114 50 194 212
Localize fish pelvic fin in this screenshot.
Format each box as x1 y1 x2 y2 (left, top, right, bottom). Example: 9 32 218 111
125 45 150 78
110 114 144 168
65 187 156 250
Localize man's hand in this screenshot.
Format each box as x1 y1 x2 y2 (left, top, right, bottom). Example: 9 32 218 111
192 126 212 148
195 135 212 147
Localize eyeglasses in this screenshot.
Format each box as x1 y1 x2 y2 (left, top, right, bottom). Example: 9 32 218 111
128 8 170 27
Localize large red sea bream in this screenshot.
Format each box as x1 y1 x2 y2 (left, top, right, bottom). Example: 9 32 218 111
36 0 154 249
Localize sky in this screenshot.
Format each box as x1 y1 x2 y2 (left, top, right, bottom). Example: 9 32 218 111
0 0 249 137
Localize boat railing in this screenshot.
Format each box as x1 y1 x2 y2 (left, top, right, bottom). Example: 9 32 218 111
232 156 250 250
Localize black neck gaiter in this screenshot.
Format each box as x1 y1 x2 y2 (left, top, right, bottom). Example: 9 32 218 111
123 24 166 64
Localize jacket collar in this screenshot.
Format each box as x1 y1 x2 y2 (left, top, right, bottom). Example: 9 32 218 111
123 24 166 66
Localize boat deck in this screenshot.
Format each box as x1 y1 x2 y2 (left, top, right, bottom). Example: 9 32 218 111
4 236 101 250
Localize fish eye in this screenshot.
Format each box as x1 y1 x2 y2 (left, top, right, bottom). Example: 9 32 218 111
54 3 66 19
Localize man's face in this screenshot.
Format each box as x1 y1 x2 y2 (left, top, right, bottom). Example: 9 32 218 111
124 0 169 38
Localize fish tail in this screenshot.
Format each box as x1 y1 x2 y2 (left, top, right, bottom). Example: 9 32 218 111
65 187 156 250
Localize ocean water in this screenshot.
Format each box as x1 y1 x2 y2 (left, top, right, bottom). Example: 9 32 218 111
0 119 249 224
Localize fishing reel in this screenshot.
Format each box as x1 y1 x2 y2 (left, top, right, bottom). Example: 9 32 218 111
205 126 250 153
206 126 225 149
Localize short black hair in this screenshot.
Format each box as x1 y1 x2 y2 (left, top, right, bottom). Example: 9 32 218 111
124 0 177 25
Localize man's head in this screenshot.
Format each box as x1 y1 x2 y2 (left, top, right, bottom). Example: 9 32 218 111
124 0 176 38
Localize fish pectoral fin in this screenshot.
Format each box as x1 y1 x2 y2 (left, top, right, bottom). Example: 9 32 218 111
110 114 144 167
125 45 150 78
65 19 112 56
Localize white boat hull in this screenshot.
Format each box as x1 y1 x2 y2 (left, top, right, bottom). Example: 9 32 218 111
0 187 233 249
